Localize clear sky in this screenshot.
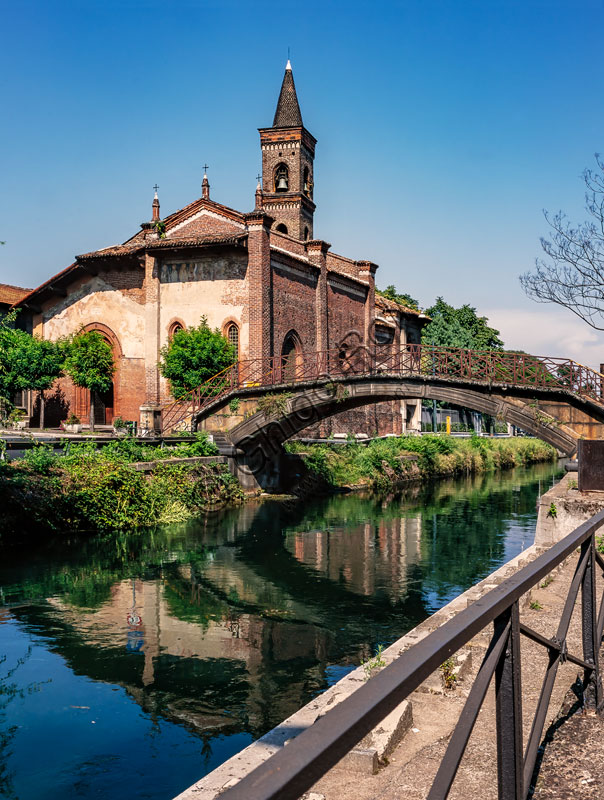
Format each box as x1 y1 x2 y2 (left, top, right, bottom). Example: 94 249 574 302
2 0 604 363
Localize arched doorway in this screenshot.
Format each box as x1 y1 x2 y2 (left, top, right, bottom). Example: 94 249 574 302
92 380 114 426
78 323 121 426
281 330 303 382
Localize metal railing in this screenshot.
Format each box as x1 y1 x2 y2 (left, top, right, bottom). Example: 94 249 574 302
161 344 604 434
219 509 604 800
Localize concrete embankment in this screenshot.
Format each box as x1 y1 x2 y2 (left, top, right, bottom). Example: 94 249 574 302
175 471 601 800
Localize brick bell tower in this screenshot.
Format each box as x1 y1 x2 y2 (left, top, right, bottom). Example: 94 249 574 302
258 61 316 240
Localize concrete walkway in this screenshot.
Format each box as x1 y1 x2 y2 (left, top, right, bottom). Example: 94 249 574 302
301 548 603 800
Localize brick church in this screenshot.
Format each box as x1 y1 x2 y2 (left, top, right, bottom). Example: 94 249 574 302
14 62 427 435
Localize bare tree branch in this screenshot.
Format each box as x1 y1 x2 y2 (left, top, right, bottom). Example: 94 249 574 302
520 154 604 330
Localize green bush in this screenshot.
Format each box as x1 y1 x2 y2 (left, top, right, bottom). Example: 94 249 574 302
0 438 241 536
22 443 57 474
286 434 556 489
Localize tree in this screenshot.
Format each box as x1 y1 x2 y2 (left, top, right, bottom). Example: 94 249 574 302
7 333 64 429
520 154 604 330
64 331 114 432
0 314 64 426
159 317 235 398
0 310 20 405
376 285 420 311
421 297 504 350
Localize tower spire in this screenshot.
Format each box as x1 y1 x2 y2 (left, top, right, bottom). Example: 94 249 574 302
273 61 302 127
202 165 210 200
255 174 263 210
152 184 160 221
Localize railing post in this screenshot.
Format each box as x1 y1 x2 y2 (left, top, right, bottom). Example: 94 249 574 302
495 601 524 800
581 537 603 712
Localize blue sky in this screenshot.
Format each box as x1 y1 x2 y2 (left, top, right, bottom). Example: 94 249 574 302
2 0 604 362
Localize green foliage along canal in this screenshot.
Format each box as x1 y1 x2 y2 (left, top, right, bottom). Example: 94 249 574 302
0 460 562 800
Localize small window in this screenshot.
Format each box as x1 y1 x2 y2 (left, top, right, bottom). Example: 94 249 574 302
303 226 309 240
276 223 288 234
169 321 184 339
226 322 239 357
375 326 394 345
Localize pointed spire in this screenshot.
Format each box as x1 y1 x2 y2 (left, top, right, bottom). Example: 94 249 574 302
152 184 160 221
273 61 302 128
255 176 263 210
202 167 210 200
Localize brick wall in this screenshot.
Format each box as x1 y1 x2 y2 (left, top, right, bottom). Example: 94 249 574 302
246 212 273 362
271 258 318 355
326 279 367 351
167 213 244 238
100 267 145 303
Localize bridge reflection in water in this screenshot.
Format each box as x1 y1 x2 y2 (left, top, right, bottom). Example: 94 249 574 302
0 461 561 800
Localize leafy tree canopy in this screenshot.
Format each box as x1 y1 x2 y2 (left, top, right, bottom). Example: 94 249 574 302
0 310 19 396
376 285 420 311
64 330 114 393
422 297 504 351
159 317 235 397
7 333 65 393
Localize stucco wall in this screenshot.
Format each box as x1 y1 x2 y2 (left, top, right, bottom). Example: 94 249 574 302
40 273 146 359
158 253 249 354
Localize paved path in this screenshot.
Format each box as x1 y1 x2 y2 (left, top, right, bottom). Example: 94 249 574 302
304 549 603 800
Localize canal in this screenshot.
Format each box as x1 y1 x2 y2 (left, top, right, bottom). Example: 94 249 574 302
0 460 562 800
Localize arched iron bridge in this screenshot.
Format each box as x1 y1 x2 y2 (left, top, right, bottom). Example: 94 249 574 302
161 345 604 456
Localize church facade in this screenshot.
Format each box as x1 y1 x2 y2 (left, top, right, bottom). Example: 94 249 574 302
15 63 426 435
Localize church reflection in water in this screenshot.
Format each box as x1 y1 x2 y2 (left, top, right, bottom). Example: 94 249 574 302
2 464 557 745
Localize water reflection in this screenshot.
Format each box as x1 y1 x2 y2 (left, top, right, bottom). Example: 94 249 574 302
0 461 561 800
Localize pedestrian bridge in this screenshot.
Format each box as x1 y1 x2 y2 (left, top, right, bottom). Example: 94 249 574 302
161 345 604 460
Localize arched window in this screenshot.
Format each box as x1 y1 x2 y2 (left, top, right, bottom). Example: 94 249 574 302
275 223 288 234
303 167 312 198
303 226 309 240
274 163 289 192
225 322 239 357
168 320 185 339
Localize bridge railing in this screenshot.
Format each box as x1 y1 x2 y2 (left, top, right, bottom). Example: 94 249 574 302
161 345 604 433
219 509 604 800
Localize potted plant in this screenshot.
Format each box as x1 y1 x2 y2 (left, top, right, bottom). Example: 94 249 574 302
9 407 28 430
65 413 82 434
112 416 128 436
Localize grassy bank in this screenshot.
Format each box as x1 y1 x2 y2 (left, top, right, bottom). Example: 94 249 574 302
0 435 243 536
286 435 557 490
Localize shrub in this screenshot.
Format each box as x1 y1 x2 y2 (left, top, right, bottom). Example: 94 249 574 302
287 434 556 489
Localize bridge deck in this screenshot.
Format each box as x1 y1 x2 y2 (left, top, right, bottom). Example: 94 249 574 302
161 346 604 437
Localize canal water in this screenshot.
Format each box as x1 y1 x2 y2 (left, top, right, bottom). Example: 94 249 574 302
0 461 562 800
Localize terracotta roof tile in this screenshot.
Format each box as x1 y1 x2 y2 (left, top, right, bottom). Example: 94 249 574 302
0 283 32 306
375 293 429 319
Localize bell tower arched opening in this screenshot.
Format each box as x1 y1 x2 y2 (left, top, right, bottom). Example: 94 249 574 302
274 163 289 192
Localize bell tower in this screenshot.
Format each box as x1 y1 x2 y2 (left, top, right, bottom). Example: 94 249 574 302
258 61 316 240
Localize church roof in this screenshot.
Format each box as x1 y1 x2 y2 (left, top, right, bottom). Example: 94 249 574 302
273 62 303 128
375 293 429 320
0 283 31 306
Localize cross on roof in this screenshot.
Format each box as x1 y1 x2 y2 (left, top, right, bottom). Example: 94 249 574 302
256 174 262 184
203 164 209 174
153 184 159 192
